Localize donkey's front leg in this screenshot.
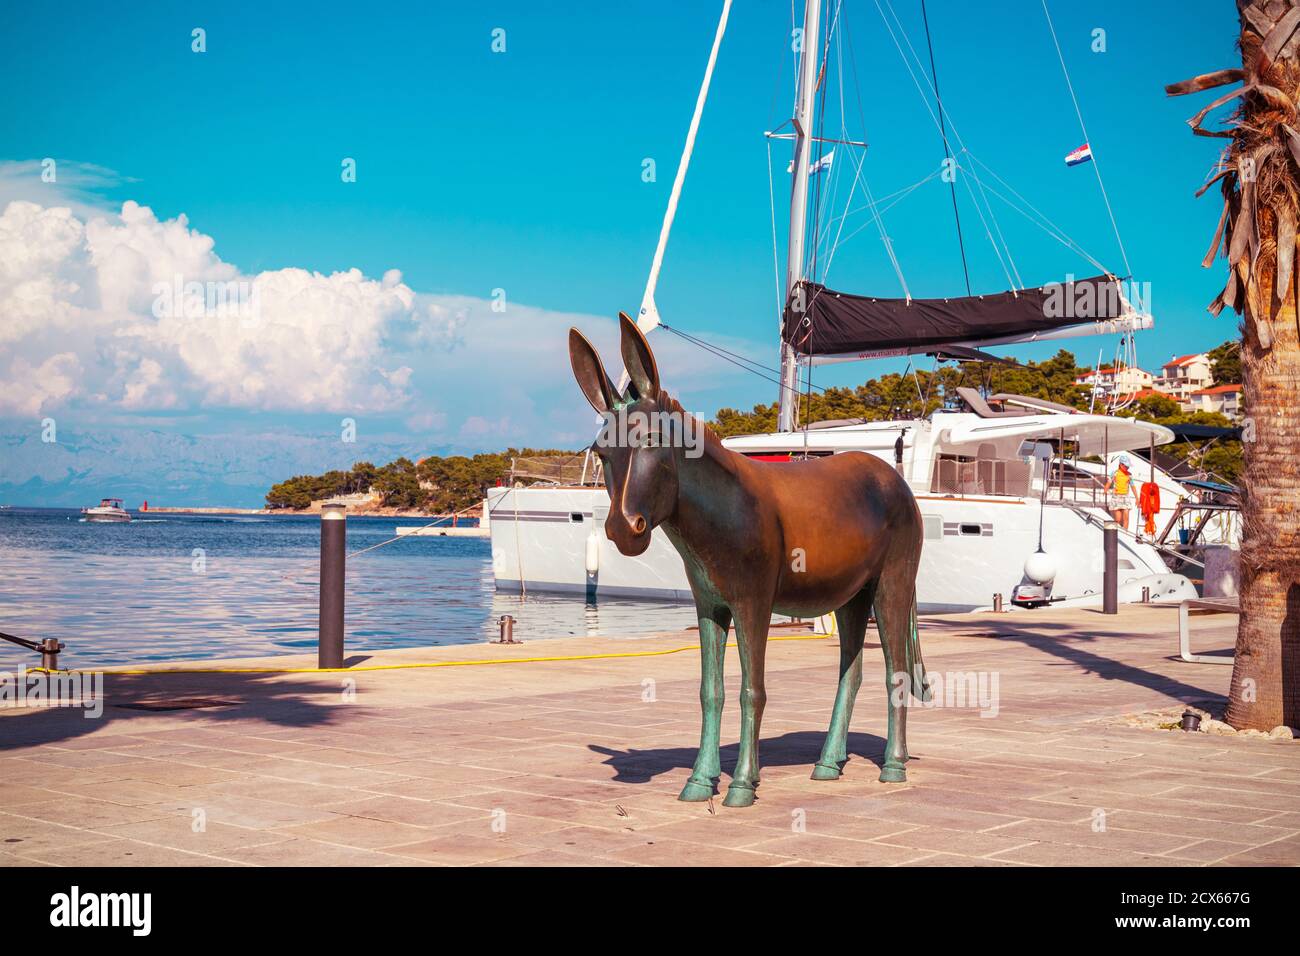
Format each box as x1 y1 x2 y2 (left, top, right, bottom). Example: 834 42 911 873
723 601 770 808
679 605 731 802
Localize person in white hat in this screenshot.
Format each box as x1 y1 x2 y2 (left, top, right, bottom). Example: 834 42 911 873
1104 453 1137 534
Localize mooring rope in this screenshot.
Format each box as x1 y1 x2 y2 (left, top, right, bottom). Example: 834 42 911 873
277 498 485 584
34 632 834 677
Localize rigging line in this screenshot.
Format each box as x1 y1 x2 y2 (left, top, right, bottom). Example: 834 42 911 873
960 155 1025 289
813 11 846 275
820 0 860 282
857 173 911 299
919 0 970 296
809 0 841 285
881 2 1021 284
818 10 874 285
838 167 943 220
870 0 1011 286
662 322 788 379
876 0 1021 286
765 0 789 135
963 164 1112 274
1041 0 1131 277
766 139 785 324
839 9 910 299
971 183 1104 276
834 172 944 252
952 149 1017 290
803 347 816 443
659 323 827 396
821 126 869 282
659 319 821 387
964 151 1110 272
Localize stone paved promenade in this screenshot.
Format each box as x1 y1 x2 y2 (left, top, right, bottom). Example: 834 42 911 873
2 604 1297 866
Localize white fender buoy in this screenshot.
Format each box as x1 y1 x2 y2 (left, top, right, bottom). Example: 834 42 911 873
585 532 600 575
1024 550 1057 585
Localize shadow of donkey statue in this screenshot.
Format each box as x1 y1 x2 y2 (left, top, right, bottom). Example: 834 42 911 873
569 314 931 807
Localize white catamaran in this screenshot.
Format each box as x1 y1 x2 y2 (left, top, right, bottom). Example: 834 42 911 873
488 0 1200 613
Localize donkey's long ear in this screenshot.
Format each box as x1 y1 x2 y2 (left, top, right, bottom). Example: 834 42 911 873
619 311 660 400
569 328 617 414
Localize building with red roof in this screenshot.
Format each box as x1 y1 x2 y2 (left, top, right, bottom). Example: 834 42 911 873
1185 383 1243 419
1154 352 1213 402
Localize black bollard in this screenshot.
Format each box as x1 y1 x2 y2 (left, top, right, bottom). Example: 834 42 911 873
319 503 346 668
1102 520 1118 615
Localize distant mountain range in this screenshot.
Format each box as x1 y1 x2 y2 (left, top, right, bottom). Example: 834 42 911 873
0 427 434 509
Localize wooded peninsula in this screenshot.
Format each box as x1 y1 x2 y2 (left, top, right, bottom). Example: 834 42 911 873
265 345 1243 514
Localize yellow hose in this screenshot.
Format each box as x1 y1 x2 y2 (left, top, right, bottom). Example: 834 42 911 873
35 632 833 677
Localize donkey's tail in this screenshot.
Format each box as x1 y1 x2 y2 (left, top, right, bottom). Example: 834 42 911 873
904 597 932 703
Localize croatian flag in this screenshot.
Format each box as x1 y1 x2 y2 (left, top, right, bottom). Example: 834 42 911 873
1064 143 1093 167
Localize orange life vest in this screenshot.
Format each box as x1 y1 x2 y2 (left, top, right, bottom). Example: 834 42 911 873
1138 481 1161 516
1139 481 1161 535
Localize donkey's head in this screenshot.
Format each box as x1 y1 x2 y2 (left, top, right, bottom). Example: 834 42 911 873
569 313 680 557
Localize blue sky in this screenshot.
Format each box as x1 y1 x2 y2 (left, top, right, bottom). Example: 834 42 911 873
0 0 1243 504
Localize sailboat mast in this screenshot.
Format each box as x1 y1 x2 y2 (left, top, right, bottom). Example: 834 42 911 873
777 0 822 434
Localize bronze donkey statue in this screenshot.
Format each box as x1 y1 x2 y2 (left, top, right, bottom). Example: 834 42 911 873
569 314 930 807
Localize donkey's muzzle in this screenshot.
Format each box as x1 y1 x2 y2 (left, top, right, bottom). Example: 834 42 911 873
605 513 652 557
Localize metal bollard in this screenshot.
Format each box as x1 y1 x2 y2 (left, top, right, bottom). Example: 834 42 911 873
1141 586 1151 604
1102 521 1118 615
318 503 346 668
495 615 519 644
40 638 64 671
1 630 66 671
992 593 1003 613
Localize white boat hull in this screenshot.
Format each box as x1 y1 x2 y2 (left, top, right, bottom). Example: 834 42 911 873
82 509 131 523
395 525 488 538
487 486 1196 613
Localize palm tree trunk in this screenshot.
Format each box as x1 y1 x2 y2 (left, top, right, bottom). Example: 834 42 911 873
1229 243 1300 730
1171 1 1300 730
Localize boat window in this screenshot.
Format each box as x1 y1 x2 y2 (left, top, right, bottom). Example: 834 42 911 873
570 513 584 522
930 453 1032 498
959 524 982 536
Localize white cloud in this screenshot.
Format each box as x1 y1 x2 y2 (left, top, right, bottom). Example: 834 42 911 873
0 352 82 417
0 163 767 453
0 197 446 417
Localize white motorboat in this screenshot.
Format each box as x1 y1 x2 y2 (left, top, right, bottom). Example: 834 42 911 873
82 498 132 523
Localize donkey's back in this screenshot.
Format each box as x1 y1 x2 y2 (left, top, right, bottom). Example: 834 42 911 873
748 450 922 617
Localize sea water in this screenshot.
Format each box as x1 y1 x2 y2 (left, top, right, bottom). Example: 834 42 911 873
0 508 697 668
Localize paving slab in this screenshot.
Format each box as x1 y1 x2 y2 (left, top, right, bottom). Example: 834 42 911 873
1 604 1296 866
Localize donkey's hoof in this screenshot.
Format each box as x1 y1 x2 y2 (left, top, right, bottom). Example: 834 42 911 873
722 784 757 808
878 765 907 783
810 762 842 781
678 779 715 802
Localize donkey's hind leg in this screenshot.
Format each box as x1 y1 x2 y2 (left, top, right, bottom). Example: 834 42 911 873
873 562 918 783
812 583 874 781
